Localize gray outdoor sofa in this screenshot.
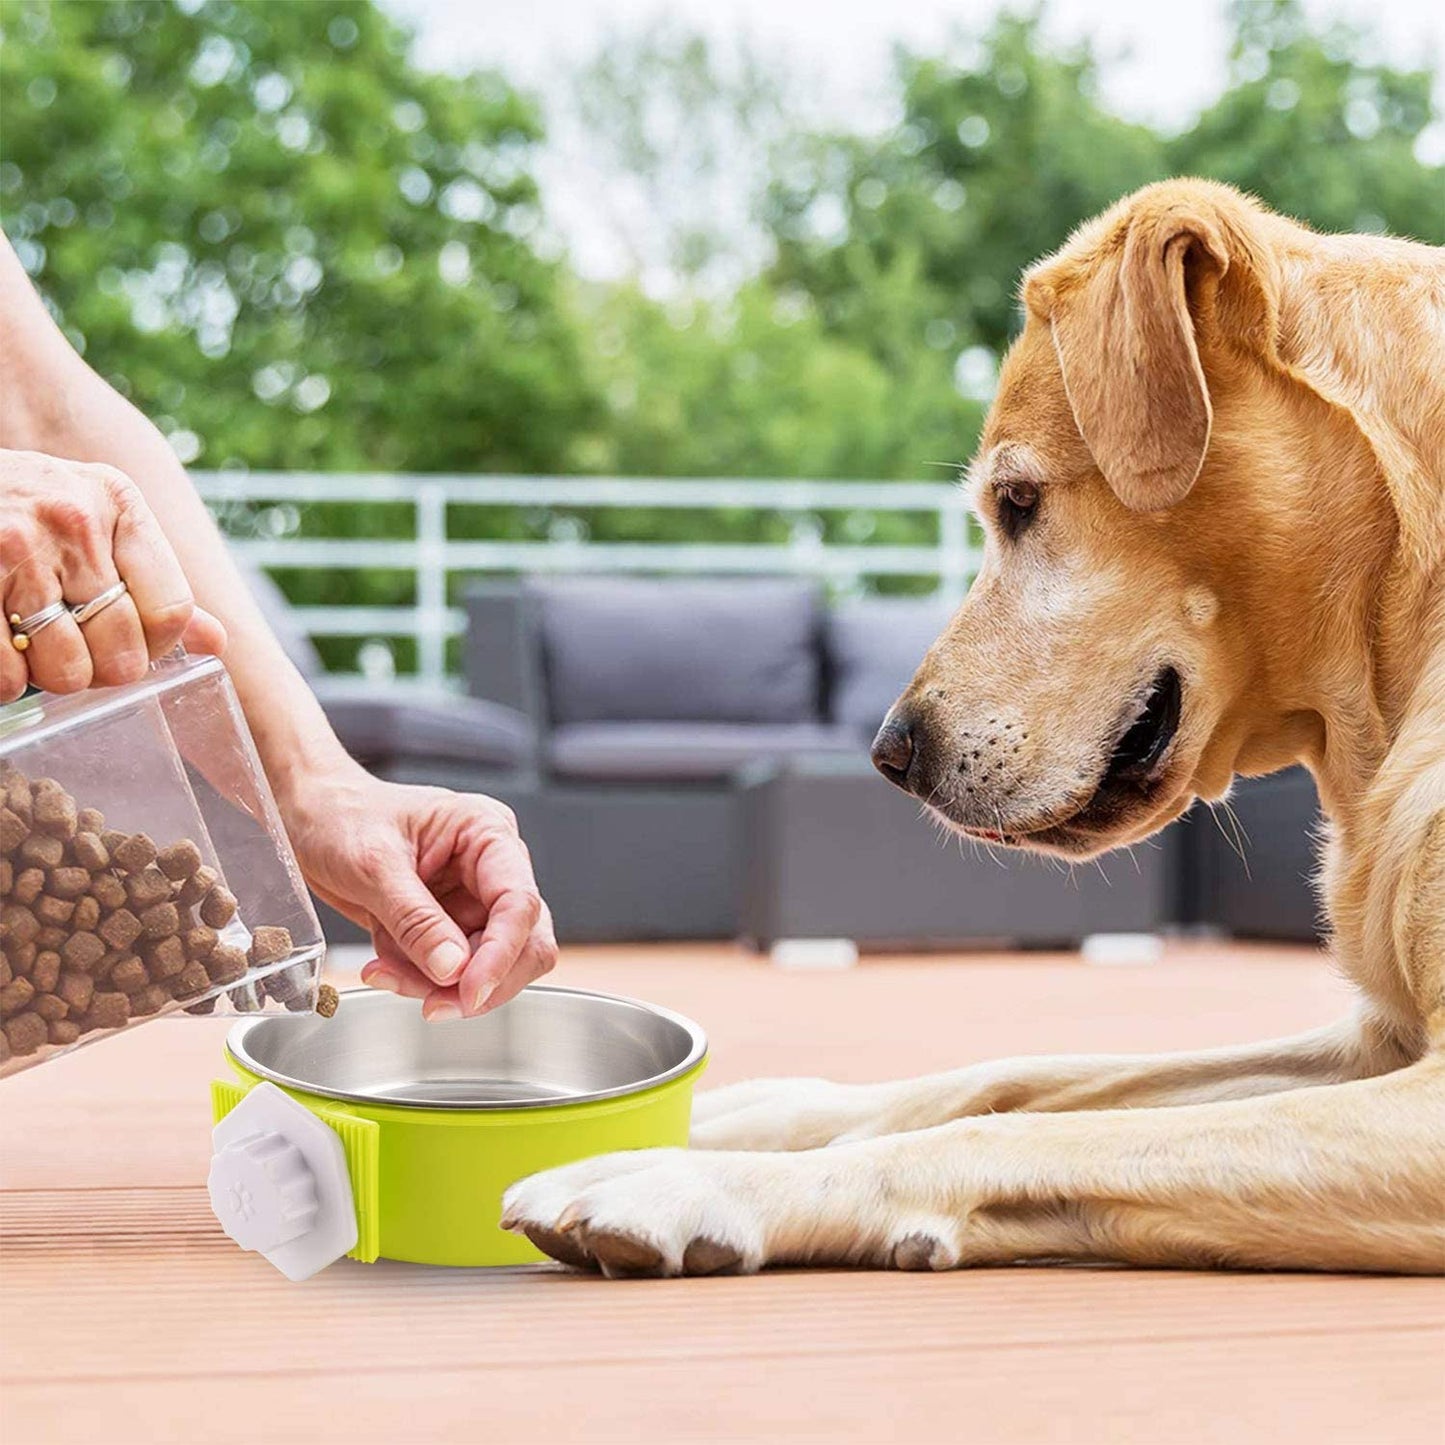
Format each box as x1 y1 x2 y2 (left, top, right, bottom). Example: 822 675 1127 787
462 576 1187 947
249 563 1324 950
249 564 531 788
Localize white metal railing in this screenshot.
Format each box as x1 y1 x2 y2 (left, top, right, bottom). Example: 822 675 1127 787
196 472 978 690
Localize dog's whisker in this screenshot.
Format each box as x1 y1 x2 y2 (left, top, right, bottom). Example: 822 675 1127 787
1208 799 1252 876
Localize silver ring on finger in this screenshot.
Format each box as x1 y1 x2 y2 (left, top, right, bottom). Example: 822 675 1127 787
70 580 130 626
7 600 69 653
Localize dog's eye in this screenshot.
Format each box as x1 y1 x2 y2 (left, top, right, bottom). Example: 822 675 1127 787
996 479 1040 539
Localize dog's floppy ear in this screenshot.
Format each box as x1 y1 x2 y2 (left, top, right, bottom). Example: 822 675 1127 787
1029 211 1228 512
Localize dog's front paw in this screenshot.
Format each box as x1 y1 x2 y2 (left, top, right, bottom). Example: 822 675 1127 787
501 1149 766 1278
689 1077 891 1150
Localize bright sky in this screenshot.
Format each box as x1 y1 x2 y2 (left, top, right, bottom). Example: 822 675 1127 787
383 0 1445 285
387 0 1444 128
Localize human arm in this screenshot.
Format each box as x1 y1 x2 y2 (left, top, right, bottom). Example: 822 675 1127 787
0 234 555 1016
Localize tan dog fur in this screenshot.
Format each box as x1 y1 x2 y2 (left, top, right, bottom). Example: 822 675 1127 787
504 180 1445 1276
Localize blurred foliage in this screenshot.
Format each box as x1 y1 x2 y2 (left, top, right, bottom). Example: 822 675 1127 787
766 2 1442 368
1170 0 1444 239
567 24 790 290
0 0 595 476
766 15 1168 361
2 0 1441 672
570 279 982 480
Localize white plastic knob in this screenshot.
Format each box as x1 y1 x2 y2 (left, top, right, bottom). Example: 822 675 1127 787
209 1082 358 1281
208 1130 320 1255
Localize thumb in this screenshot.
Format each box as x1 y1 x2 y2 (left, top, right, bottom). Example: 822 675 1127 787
181 606 228 656
367 864 471 987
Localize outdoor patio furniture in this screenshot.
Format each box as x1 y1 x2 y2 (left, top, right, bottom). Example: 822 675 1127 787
1173 766 1324 942
248 564 1325 950
464 576 851 939
739 754 1177 952
246 563 531 785
464 577 1190 947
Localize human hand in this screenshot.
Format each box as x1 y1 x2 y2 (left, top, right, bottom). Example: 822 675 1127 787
282 766 557 1020
0 448 227 701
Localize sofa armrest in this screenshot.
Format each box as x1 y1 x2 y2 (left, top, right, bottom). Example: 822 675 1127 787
463 583 548 731
312 683 535 772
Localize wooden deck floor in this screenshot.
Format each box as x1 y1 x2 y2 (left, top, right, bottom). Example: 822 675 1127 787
2 942 1441 1445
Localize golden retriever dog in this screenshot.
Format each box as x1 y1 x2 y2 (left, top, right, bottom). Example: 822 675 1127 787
503 179 1445 1277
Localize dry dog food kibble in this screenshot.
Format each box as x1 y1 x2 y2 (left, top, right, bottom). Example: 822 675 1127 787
109 956 148 994
32 993 68 1023
0 977 35 1017
174 961 210 1000
3 1011 48 1056
139 901 180 939
20 834 64 870
205 944 248 987
31 951 60 993
110 833 156 873
98 908 143 951
72 832 110 871
56 970 94 1015
184 925 217 958
124 866 172 911
157 840 202 881
129 983 170 1016
33 895 75 928
198 885 238 929
32 784 78 839
81 991 129 1032
60 931 106 972
1 765 313 1062
177 866 217 908
48 867 92 901
144 935 186 981
89 872 126 911
249 926 292 967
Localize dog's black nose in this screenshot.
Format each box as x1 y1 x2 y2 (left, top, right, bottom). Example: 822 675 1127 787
871 717 915 790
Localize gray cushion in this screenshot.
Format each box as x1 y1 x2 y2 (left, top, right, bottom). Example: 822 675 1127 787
549 722 859 782
530 577 823 725
314 684 531 769
826 597 955 737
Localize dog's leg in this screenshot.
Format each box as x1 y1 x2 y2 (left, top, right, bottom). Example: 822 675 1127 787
504 1048 1445 1276
691 1014 1411 1150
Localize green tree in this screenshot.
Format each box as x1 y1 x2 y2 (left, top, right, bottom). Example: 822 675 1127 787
569 277 982 482
0 0 597 475
565 21 791 290
764 15 1168 361
1169 0 1444 242
760 2 1441 372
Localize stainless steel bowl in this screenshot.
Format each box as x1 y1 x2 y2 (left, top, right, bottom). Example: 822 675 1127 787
224 985 708 1110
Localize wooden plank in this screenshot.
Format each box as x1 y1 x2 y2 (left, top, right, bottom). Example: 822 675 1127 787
5 1196 1442 1382
5 943 1439 1445
5 1329 1443 1445
0 943 1353 1192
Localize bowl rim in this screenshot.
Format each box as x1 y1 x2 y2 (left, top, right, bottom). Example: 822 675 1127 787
222 983 709 1112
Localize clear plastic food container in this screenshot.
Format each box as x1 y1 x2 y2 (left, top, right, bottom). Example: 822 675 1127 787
1 653 323 1075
